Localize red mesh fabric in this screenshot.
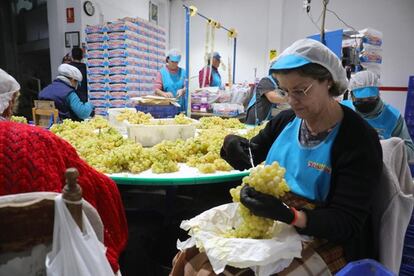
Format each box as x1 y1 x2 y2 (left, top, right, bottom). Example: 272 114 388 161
0 121 128 272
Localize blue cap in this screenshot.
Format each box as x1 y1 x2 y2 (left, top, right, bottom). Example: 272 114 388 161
212 52 221 60
352 86 380 99
169 55 181 63
272 54 311 70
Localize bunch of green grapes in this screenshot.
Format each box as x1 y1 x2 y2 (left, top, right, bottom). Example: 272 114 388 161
196 164 216 173
50 115 242 175
192 152 231 173
97 141 151 174
242 123 267 140
199 129 232 154
119 110 153 124
151 139 186 162
184 129 234 173
51 118 153 174
174 113 193 124
182 137 209 157
226 162 290 239
186 146 232 173
128 148 153 173
193 152 220 173
10 116 27 123
213 158 232 171
148 142 180 173
115 109 136 122
197 116 245 130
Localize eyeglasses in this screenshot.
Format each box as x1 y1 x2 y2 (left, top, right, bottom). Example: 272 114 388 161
279 82 314 99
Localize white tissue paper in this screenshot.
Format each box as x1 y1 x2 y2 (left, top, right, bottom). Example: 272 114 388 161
177 203 303 276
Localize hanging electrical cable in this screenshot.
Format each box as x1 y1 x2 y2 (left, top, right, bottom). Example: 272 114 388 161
209 20 216 86
304 0 321 31
326 8 358 32
226 28 237 89
183 3 238 91
201 20 212 87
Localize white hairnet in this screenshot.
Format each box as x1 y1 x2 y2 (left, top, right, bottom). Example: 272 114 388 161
167 48 181 58
58 64 82 82
0 68 20 114
349 71 380 91
277 38 348 94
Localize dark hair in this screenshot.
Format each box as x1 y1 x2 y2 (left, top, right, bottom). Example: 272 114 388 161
71 47 83 60
62 53 72 64
274 63 341 97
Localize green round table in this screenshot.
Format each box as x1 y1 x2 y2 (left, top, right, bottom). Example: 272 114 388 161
109 164 249 186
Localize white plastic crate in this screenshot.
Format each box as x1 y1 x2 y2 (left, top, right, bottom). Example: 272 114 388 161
126 118 198 147
107 108 136 133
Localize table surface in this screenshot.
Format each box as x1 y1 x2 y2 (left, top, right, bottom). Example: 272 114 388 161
190 112 246 122
109 163 249 186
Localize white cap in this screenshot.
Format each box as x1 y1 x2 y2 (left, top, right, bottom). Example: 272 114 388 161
58 63 82 82
167 48 182 63
273 38 348 94
0 68 20 114
349 71 380 91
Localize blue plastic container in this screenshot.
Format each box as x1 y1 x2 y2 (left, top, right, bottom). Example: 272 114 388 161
409 164 414 177
135 104 179 118
336 259 394 276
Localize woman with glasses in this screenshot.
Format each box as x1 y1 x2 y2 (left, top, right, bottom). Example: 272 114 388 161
218 39 383 274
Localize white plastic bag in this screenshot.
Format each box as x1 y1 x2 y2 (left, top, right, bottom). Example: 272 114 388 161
230 84 251 105
177 203 303 276
45 195 113 276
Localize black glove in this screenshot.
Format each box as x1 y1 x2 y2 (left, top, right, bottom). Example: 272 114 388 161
220 135 254 171
240 185 295 224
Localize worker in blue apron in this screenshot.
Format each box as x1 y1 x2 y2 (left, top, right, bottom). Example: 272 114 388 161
245 63 288 125
219 38 383 272
342 70 414 160
154 49 187 112
198 52 223 88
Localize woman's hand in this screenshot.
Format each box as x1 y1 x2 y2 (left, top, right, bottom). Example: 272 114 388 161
176 88 186 98
220 135 253 170
163 92 174 98
240 185 307 228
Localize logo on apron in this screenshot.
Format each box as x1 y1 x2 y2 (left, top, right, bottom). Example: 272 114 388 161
307 160 332 174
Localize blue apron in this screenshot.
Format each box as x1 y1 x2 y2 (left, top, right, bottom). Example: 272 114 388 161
211 69 222 88
341 99 354 110
341 100 399 139
265 118 340 202
246 75 277 125
160 66 186 111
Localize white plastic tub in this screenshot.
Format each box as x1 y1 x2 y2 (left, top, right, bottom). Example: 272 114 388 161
107 108 136 134
126 118 198 147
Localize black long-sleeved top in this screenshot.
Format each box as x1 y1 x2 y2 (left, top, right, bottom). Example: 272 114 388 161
69 61 88 103
250 104 383 261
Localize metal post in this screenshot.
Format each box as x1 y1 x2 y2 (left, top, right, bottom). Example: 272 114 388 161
185 6 191 116
232 37 237 84
182 4 237 86
320 0 329 45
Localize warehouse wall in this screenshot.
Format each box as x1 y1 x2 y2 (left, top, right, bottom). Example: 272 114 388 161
170 0 414 113
47 0 82 79
280 0 414 113
282 0 414 87
47 0 169 80
169 0 284 87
